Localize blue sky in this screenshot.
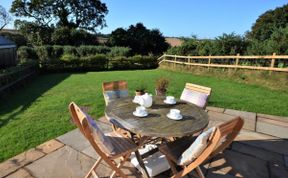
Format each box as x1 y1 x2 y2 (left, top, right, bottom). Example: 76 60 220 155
1 0 287 38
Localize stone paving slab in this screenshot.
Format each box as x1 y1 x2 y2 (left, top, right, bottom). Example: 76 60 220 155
56 129 90 152
256 117 288 138
206 169 237 178
224 109 256 131
25 146 96 178
206 106 225 113
82 145 99 160
36 139 64 154
235 130 288 155
269 162 288 178
208 111 235 122
5 168 34 178
0 148 45 178
231 142 285 166
208 150 269 178
285 155 288 168
257 113 288 123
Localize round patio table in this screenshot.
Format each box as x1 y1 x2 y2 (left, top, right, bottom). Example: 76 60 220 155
105 96 209 138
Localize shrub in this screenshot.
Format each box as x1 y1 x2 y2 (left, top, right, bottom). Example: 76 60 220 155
111 55 157 70
52 45 64 59
130 55 158 68
63 46 77 56
111 56 132 70
35 45 53 62
108 46 131 57
51 27 71 45
70 29 98 46
81 54 108 70
76 45 111 57
17 46 37 61
60 54 80 63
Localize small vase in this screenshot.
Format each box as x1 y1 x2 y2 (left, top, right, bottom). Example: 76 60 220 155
155 89 166 96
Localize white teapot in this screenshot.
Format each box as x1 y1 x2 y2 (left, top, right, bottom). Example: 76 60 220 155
138 93 153 108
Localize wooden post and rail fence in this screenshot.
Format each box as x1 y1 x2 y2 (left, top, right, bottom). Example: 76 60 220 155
157 53 288 72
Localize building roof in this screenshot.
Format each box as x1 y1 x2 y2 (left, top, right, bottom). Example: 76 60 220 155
0 36 16 48
0 36 16 45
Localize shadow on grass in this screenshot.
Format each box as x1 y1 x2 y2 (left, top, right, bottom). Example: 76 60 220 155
0 73 71 128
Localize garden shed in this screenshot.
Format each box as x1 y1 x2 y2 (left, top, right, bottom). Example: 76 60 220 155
0 36 17 69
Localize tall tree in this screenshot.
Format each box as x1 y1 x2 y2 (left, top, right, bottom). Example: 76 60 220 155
10 0 108 32
247 4 288 41
108 23 169 55
0 5 12 30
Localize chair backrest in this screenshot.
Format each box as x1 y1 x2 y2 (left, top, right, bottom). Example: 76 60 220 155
69 102 114 157
102 80 128 92
180 83 212 108
209 117 244 158
102 80 129 105
176 117 244 177
185 83 212 96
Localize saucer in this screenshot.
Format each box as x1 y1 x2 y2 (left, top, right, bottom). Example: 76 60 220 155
133 111 148 117
167 113 183 120
164 99 176 105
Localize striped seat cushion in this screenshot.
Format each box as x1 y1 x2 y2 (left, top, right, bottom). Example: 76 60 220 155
103 90 129 104
177 127 216 166
85 112 116 155
180 88 208 108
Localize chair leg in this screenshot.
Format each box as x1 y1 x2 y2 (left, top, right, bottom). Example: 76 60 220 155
85 157 102 178
110 155 130 178
195 166 205 178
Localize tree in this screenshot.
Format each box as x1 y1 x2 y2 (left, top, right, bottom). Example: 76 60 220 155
108 23 169 55
247 4 288 41
214 33 247 55
14 20 54 46
0 5 12 30
10 0 108 32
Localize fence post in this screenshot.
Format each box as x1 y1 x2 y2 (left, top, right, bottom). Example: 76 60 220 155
236 53 240 66
174 55 176 69
269 53 276 75
208 55 211 71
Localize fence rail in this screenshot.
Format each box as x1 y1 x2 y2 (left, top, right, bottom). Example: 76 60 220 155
158 53 288 72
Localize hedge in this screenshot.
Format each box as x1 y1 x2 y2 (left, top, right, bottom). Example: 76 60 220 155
17 45 157 72
0 62 38 89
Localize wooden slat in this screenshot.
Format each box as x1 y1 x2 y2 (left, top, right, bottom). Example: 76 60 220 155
162 60 288 72
185 83 211 95
102 80 128 92
163 54 288 59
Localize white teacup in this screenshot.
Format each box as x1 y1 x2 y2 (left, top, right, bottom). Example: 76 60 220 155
166 96 175 103
169 109 181 118
135 106 146 115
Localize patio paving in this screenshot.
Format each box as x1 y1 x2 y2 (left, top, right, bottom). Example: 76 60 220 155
1 108 288 178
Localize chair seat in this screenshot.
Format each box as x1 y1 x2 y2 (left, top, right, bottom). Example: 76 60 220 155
159 137 196 163
105 131 138 158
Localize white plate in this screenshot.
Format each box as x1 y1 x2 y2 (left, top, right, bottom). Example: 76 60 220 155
133 111 148 117
164 99 177 105
167 113 183 120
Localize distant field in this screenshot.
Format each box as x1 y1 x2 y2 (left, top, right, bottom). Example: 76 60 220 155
0 69 287 162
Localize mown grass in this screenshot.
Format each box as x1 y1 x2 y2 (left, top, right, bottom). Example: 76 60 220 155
0 69 287 162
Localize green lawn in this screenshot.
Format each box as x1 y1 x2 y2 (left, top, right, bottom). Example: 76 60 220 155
0 69 288 162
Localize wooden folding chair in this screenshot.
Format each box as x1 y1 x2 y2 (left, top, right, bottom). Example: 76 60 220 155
159 117 244 178
69 102 140 178
180 83 212 109
102 80 129 131
102 80 128 105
